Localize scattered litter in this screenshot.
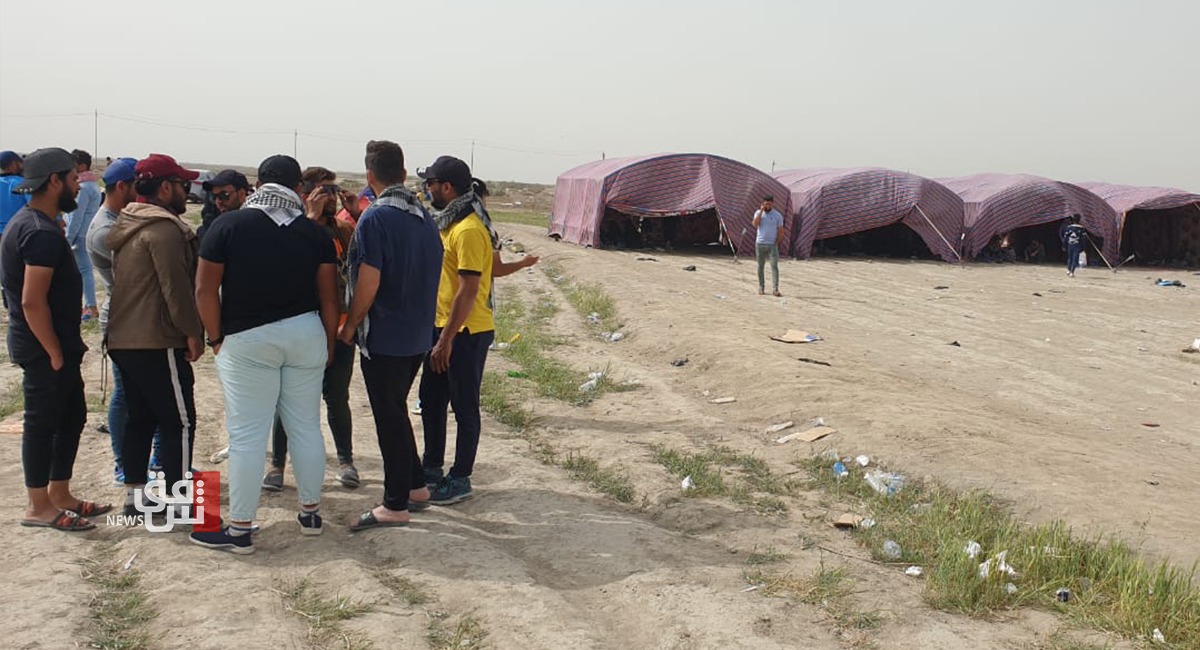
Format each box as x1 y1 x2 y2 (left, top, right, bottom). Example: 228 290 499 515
709 396 737 404
636 257 658 262
714 294 727 300
770 329 822 344
859 518 876 529
980 551 1017 579
586 312 601 324
608 332 625 342
964 541 982 559
1152 628 1166 644
832 461 849 479
1004 582 1018 595
864 470 905 496
1142 423 1161 428
681 475 695 491
776 425 837 444
904 566 923 577
210 446 229 463
765 421 795 434
833 513 863 529
1155 278 1185 287
933 285 950 290
671 358 689 367
551 275 565 283
1145 479 1160 486
579 378 600 392
741 584 765 593
1032 292 1043 297
1056 588 1071 603
507 371 528 378
796 357 832 367
882 540 902 560
123 553 138 572
1183 337 1200 353
948 340 962 347
682 265 697 272
855 455 870 467
587 371 605 380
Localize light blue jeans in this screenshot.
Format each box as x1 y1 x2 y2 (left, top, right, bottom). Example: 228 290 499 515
74 246 96 308
216 312 328 522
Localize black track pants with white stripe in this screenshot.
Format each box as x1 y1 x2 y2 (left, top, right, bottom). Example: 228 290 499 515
109 349 197 488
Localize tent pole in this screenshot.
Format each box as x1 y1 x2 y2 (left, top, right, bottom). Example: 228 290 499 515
1084 233 1115 271
716 215 739 263
913 204 963 263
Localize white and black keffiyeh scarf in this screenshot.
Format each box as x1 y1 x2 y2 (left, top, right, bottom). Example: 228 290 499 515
244 183 304 227
430 191 500 248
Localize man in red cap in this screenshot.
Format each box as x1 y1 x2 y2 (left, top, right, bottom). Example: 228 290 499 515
105 154 205 519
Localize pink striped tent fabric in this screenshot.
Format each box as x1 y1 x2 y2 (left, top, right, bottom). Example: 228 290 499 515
1077 182 1200 220
549 154 794 254
938 174 1118 261
773 168 965 262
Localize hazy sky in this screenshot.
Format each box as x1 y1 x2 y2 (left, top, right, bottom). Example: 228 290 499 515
2 0 1196 190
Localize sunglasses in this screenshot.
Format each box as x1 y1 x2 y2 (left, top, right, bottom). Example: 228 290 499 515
213 191 239 201
422 178 445 188
170 179 192 192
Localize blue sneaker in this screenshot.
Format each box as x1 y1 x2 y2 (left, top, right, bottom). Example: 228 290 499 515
113 466 125 488
189 527 254 554
429 476 472 505
423 467 444 489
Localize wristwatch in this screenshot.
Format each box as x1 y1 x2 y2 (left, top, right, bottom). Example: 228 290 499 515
206 335 224 348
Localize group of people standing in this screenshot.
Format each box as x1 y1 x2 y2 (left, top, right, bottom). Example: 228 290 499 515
0 141 537 554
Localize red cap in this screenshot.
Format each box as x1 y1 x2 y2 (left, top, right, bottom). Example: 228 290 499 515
134 154 199 181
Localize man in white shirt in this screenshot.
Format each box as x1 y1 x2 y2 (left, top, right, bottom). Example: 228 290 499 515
752 196 784 296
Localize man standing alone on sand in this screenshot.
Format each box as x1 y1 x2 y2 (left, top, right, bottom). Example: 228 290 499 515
1061 214 1087 278
752 195 784 296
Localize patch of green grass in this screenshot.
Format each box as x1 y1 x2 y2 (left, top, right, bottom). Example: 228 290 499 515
748 563 881 646
561 452 637 503
746 547 787 566
0 380 23 419
79 544 157 650
543 263 624 335
378 573 432 606
481 372 536 430
275 578 374 650
653 445 798 513
798 454 1200 647
426 611 488 650
490 210 548 228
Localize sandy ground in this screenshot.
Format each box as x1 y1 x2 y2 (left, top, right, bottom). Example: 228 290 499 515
1 222 1195 649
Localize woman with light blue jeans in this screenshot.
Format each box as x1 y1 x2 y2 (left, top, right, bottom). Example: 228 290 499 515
189 155 339 555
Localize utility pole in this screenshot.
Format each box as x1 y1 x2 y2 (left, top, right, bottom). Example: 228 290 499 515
470 139 475 169
94 109 98 158
771 160 776 173
293 129 298 158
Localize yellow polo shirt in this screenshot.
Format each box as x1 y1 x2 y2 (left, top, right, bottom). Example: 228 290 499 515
436 212 495 334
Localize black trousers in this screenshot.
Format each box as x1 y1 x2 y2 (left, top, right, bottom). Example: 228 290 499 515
109 349 197 490
20 354 86 488
419 328 493 479
360 352 426 511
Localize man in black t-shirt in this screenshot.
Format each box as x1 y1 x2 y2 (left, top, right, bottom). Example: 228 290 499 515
190 155 339 555
0 147 111 532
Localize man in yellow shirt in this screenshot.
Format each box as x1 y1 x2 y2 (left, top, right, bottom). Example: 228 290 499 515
417 156 497 505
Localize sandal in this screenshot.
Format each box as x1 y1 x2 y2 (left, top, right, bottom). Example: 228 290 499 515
20 510 96 532
349 510 409 532
70 500 113 517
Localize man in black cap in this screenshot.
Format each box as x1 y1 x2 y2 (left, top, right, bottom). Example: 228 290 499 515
197 169 251 244
416 155 499 505
191 155 339 554
0 147 111 531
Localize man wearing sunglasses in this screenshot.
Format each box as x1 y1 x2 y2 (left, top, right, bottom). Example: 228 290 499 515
197 169 250 244
106 154 205 518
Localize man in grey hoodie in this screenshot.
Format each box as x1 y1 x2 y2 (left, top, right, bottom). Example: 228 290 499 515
106 154 205 518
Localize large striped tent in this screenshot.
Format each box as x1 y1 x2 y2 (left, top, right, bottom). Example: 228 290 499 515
1079 182 1200 266
549 154 793 254
938 174 1118 262
773 167 965 262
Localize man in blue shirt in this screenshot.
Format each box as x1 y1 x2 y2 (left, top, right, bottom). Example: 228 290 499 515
1061 214 1088 277
64 150 101 319
752 195 784 296
0 150 30 236
341 140 443 531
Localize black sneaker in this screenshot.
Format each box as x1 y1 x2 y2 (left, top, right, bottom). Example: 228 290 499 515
298 511 323 536
429 476 473 505
189 527 254 554
423 467 444 489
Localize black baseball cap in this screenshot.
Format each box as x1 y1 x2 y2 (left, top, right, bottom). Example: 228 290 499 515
417 155 472 193
14 147 76 193
257 155 302 188
203 169 251 192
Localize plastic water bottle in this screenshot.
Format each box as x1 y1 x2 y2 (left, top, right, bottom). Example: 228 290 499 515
882 540 902 560
833 461 848 479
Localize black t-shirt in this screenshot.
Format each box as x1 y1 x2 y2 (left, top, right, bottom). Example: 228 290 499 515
199 208 337 335
0 206 87 364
